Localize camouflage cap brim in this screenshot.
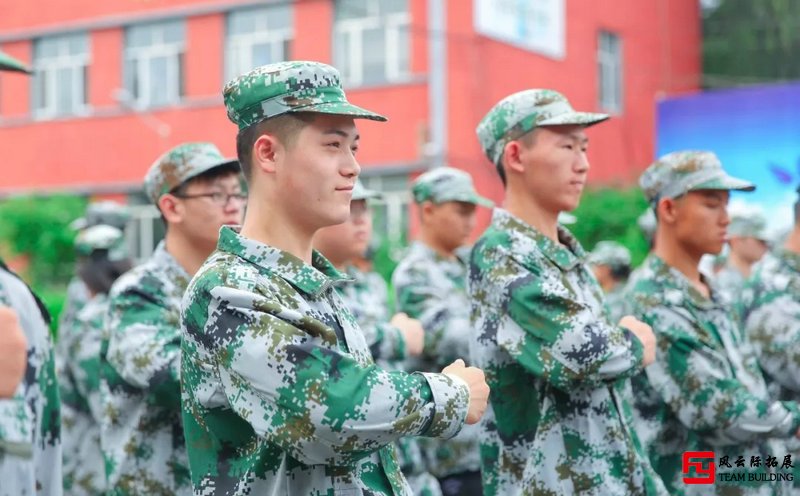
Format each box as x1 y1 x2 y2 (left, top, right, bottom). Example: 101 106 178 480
69 217 89 231
538 111 610 128
429 191 494 208
292 101 388 123
178 158 240 189
691 175 755 194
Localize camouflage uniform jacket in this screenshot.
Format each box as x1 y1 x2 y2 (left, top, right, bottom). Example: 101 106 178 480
604 283 630 324
100 241 191 495
180 226 469 495
469 209 664 496
58 294 107 495
0 264 62 496
58 276 89 341
393 241 481 478
337 266 442 496
715 264 747 309
625 254 800 495
742 249 800 403
340 266 406 363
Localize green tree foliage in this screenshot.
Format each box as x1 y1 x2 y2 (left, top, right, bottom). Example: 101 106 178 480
704 0 800 87
0 194 87 331
568 187 651 267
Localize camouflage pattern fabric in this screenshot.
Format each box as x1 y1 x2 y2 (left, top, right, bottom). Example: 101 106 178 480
100 241 191 495
411 167 493 207
742 248 800 489
338 265 442 496
639 151 754 205
144 142 238 204
715 264 747 309
0 264 62 496
223 60 387 130
742 249 800 404
393 241 481 479
58 295 108 495
475 89 608 166
604 285 631 324
468 208 664 496
339 266 406 362
180 226 469 495
624 254 800 495
58 277 90 343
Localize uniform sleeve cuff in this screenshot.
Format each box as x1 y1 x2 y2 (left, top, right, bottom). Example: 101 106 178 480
417 372 470 440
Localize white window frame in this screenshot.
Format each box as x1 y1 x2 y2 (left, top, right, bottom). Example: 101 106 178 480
126 204 161 263
334 1 411 86
361 173 410 246
225 7 293 82
598 31 623 114
32 33 90 119
124 22 185 109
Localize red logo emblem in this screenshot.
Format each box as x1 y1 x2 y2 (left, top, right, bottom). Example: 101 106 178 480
683 451 716 484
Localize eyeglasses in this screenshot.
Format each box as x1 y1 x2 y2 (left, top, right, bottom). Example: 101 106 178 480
173 191 247 207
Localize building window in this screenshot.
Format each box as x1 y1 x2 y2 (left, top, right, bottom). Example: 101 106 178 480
31 33 89 119
598 31 623 113
225 5 293 82
333 0 410 87
361 172 411 251
125 203 164 263
124 20 185 109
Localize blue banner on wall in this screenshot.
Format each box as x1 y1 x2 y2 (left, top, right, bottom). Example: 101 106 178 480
657 82 800 236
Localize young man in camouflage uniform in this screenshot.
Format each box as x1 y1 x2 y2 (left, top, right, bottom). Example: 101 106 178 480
180 60 489 495
101 143 244 495
58 225 132 495
625 151 800 495
715 210 769 305
0 49 62 496
470 89 664 495
588 240 633 323
313 180 440 495
741 186 800 489
392 166 492 496
61 201 131 338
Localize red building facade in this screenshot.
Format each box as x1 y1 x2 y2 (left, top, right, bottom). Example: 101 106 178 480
0 0 700 246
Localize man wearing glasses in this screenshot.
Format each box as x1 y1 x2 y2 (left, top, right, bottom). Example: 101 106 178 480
100 143 244 495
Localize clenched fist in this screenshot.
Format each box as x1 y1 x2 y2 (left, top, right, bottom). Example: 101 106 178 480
442 359 490 425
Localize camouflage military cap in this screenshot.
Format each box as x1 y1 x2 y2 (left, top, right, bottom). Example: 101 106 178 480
587 240 632 269
728 211 769 240
70 201 131 230
74 224 128 261
639 150 755 204
411 167 493 207
351 179 382 201
476 89 609 166
223 60 387 130
144 142 239 204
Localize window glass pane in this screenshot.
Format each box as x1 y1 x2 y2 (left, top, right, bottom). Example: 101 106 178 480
252 42 271 68
149 56 168 106
383 0 407 15
361 27 385 84
336 0 369 20
267 5 291 29
396 24 410 76
56 66 72 114
68 34 87 54
163 21 185 44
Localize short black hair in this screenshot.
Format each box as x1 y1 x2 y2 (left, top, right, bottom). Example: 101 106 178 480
496 129 538 187
235 113 315 181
